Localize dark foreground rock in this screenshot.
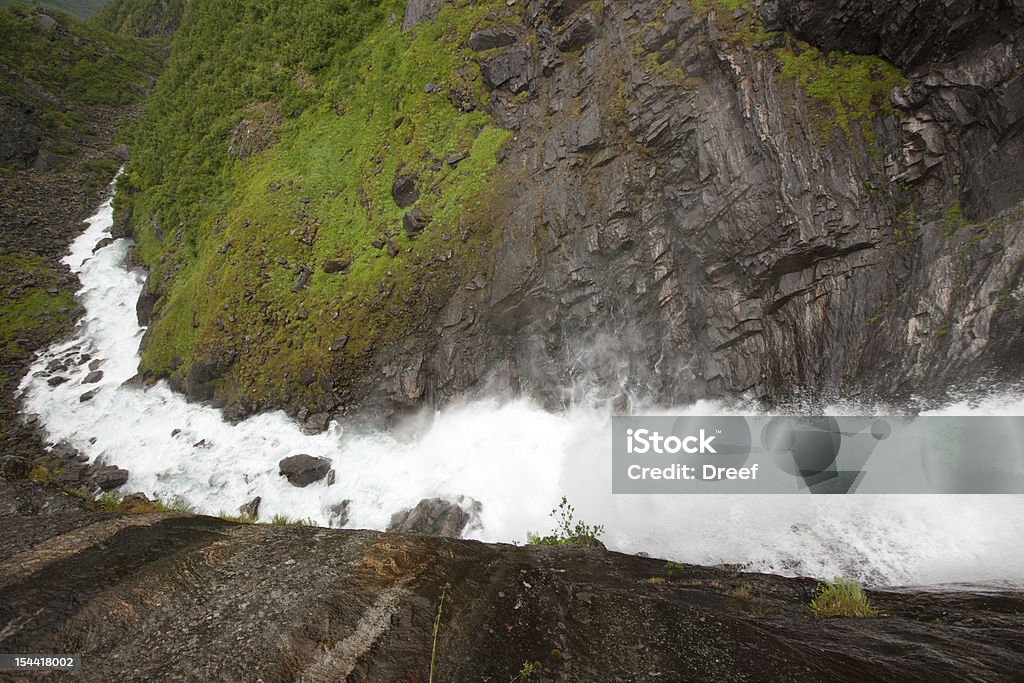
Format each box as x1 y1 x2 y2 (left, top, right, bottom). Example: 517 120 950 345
1 480 1022 682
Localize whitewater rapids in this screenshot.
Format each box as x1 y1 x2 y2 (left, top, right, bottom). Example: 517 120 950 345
18 184 1024 588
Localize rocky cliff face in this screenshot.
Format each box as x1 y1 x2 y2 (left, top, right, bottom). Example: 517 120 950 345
123 0 1023 422
382 0 1024 416
3 479 1023 681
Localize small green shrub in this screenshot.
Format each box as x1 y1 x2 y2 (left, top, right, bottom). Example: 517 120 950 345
527 496 605 548
509 660 542 682
218 512 256 524
664 561 686 578
809 578 879 618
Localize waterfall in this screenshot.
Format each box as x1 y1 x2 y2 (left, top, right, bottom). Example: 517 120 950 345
18 181 1024 587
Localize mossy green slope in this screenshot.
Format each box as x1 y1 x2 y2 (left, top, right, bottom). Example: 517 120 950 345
0 3 160 110
90 0 186 38
121 0 513 412
0 253 76 366
0 0 106 20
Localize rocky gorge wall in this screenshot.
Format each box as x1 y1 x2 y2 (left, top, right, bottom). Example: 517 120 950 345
395 0 1024 415
124 0 1024 425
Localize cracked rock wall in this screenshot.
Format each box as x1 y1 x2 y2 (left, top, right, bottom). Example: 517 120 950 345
370 0 1024 414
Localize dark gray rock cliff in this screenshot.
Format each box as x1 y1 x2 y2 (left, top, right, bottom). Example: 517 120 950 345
367 0 1024 415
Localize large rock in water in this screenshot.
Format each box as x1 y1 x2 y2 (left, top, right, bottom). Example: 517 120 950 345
94 466 129 491
387 497 481 538
278 454 332 487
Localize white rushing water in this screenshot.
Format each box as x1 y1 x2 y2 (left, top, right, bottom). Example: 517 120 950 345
18 184 1024 588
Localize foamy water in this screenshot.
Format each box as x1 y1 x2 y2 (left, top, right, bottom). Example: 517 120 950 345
18 182 1024 587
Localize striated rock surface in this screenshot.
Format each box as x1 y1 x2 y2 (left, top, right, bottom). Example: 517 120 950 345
116 0 1022 423
1 479 1023 681
357 0 1024 416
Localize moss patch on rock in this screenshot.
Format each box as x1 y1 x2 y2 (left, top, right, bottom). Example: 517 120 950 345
0 253 77 359
121 0 514 412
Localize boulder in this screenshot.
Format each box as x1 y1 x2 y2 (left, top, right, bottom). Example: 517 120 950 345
481 46 534 92
54 462 91 486
278 454 332 487
468 27 520 51
322 258 351 274
402 208 430 236
185 351 237 402
391 174 420 208
95 466 129 491
32 12 58 33
239 496 261 519
79 389 99 402
445 150 469 167
401 0 438 31
136 275 158 325
327 500 351 528
93 237 114 253
0 455 31 480
120 493 153 511
83 370 104 384
387 497 481 538
302 412 330 435
290 267 311 292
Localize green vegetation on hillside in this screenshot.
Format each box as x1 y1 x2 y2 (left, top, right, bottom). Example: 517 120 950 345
776 38 908 142
0 0 106 20
0 4 160 106
0 253 76 359
0 2 163 173
91 0 186 37
121 0 514 410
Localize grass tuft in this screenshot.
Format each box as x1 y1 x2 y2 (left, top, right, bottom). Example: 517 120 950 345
809 578 880 618
270 513 314 526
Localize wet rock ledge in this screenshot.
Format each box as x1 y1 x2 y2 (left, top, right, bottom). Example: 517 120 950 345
1 479 1022 682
